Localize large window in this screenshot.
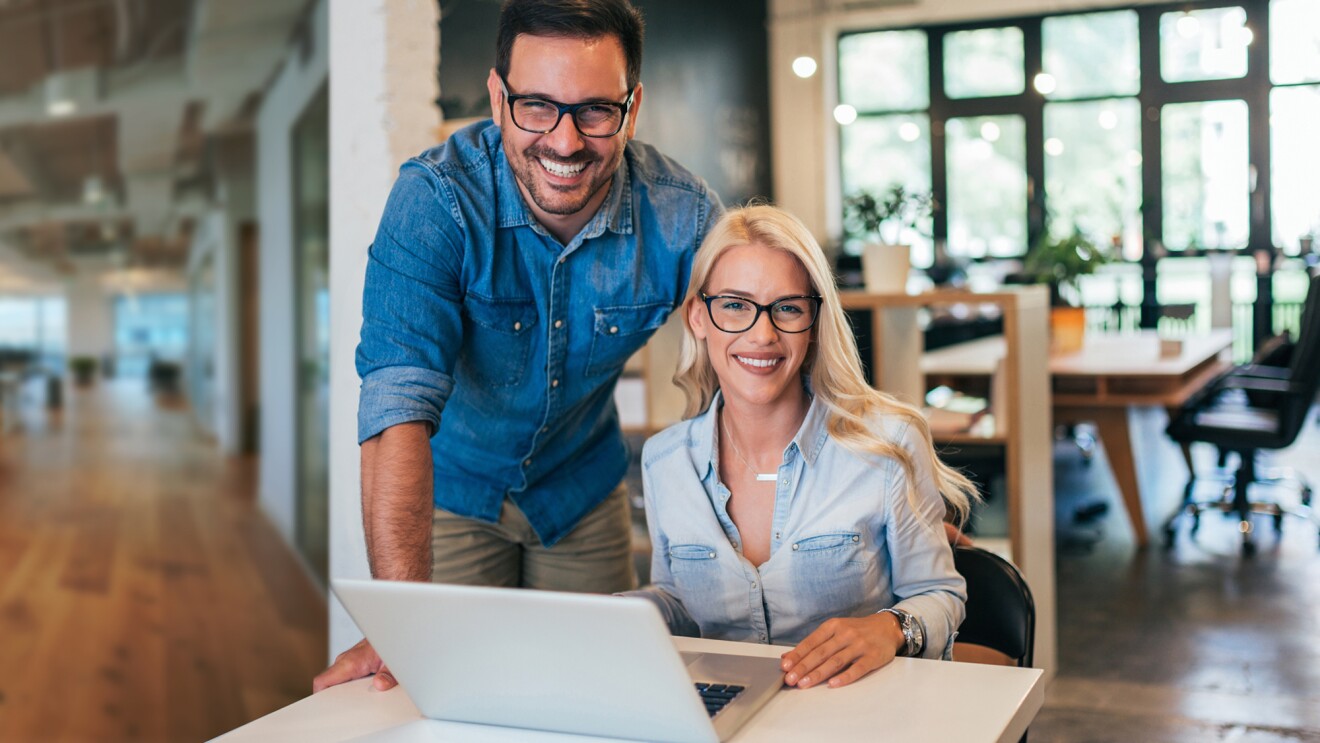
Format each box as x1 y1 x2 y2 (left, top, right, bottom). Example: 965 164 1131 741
837 0 1320 261
0 295 66 367
838 30 935 266
114 294 188 378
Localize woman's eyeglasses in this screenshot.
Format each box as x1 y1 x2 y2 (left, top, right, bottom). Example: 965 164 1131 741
699 293 822 334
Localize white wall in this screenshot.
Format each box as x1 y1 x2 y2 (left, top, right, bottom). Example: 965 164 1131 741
257 0 329 548
327 0 441 658
769 0 1170 246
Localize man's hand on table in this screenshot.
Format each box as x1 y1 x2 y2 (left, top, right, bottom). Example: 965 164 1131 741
313 638 397 693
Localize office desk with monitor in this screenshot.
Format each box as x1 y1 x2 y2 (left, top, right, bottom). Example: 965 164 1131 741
216 636 1044 743
923 328 1234 547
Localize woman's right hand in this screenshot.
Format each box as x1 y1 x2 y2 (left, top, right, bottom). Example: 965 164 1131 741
312 638 397 693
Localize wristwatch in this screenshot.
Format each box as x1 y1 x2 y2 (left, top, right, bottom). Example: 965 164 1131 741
878 608 925 658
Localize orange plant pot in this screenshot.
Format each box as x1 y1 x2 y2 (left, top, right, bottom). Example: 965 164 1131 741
1050 306 1086 355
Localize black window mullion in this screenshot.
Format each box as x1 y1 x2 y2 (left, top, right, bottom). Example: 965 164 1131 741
1246 0 1273 347
1138 4 1164 329
929 28 949 251
1024 18 1045 253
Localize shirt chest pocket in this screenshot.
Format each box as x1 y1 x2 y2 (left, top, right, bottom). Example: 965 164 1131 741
786 532 870 617
667 543 728 610
585 303 671 377
460 294 538 388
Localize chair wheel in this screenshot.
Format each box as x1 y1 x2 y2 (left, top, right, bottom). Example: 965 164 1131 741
1273 513 1285 533
1190 512 1200 535
1242 538 1257 557
1162 523 1177 549
1303 488 1313 507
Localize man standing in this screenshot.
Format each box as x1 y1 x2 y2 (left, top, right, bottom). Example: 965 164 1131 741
314 0 721 691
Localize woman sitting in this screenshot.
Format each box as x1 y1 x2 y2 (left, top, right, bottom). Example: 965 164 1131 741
626 205 978 690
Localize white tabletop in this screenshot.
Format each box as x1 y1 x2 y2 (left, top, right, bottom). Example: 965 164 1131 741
215 636 1044 743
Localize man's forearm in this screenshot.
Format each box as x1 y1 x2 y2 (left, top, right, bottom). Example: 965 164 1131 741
361 421 434 582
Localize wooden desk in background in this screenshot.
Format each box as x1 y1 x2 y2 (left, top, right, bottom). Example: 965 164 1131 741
923 329 1234 547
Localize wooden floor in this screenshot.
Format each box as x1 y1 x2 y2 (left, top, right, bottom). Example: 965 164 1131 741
0 379 327 742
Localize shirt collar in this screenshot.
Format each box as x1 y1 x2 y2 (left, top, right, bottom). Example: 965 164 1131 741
691 385 831 480
491 127 634 238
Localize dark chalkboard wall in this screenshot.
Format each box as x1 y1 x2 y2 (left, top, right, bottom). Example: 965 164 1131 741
437 0 772 205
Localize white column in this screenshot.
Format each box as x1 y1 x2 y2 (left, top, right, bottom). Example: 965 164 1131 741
327 0 441 659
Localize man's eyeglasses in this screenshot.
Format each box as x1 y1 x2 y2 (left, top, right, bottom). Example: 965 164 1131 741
700 293 823 334
499 76 635 138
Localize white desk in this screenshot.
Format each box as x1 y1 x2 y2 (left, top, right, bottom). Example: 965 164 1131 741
216 636 1044 743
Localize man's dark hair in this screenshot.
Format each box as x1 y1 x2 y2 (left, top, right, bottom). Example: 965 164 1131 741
496 0 645 91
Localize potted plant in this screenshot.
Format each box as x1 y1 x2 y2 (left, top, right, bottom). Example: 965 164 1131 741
69 356 98 386
844 185 936 293
1023 229 1112 352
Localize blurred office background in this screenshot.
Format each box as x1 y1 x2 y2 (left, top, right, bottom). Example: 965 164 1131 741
1 0 1317 741
0 0 329 739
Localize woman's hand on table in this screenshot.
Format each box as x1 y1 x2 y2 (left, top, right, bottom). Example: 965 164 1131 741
312 638 397 693
778 613 905 689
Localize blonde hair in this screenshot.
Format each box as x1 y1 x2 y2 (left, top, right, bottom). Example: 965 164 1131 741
674 204 979 524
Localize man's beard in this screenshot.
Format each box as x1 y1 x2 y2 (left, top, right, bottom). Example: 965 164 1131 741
508 142 623 217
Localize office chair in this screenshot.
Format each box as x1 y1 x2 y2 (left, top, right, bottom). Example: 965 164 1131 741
952 546 1035 669
1164 274 1320 556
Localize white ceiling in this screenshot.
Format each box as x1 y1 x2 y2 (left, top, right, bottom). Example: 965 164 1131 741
0 0 306 289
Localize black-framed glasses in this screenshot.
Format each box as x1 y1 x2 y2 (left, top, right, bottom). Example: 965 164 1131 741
499 76 635 138
700 293 823 334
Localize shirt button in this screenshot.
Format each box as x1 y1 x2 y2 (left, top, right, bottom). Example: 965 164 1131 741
513 321 522 331
523 459 531 468
781 478 789 485
558 257 566 264
852 535 860 543
759 634 767 641
775 532 780 539
541 426 549 433
750 582 757 589
554 319 563 329
551 378 559 388
609 325 619 334
791 543 799 551
708 551 716 558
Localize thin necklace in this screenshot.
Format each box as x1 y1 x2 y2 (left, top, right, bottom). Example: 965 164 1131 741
721 412 778 482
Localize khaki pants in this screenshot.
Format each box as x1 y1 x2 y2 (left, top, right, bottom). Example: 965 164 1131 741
430 483 638 592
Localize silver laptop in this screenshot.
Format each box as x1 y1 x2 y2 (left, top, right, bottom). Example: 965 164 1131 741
333 579 784 743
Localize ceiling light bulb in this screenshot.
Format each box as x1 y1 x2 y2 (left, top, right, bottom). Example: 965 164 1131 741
1033 73 1057 95
833 104 858 126
792 56 818 78
980 121 1001 142
1045 138 1065 156
898 122 921 142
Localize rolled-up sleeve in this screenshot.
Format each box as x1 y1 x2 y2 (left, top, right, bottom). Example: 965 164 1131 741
884 423 967 660
356 162 467 444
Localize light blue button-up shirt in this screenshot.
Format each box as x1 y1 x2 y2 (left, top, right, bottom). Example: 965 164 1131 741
355 120 721 547
628 392 966 658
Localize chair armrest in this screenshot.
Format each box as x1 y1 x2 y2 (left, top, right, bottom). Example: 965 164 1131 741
1228 364 1290 380
1218 376 1293 394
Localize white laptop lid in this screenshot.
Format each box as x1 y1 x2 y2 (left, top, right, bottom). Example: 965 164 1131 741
333 579 720 743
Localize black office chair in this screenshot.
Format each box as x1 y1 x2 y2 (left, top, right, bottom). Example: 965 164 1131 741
1164 274 1320 556
952 546 1035 668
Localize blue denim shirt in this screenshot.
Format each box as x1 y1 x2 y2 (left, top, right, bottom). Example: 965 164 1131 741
627 392 966 658
356 120 721 547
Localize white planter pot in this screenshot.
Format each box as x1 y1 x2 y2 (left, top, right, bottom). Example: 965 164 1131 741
862 243 910 294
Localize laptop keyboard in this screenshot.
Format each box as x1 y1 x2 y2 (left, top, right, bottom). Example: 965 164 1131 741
694 683 745 717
